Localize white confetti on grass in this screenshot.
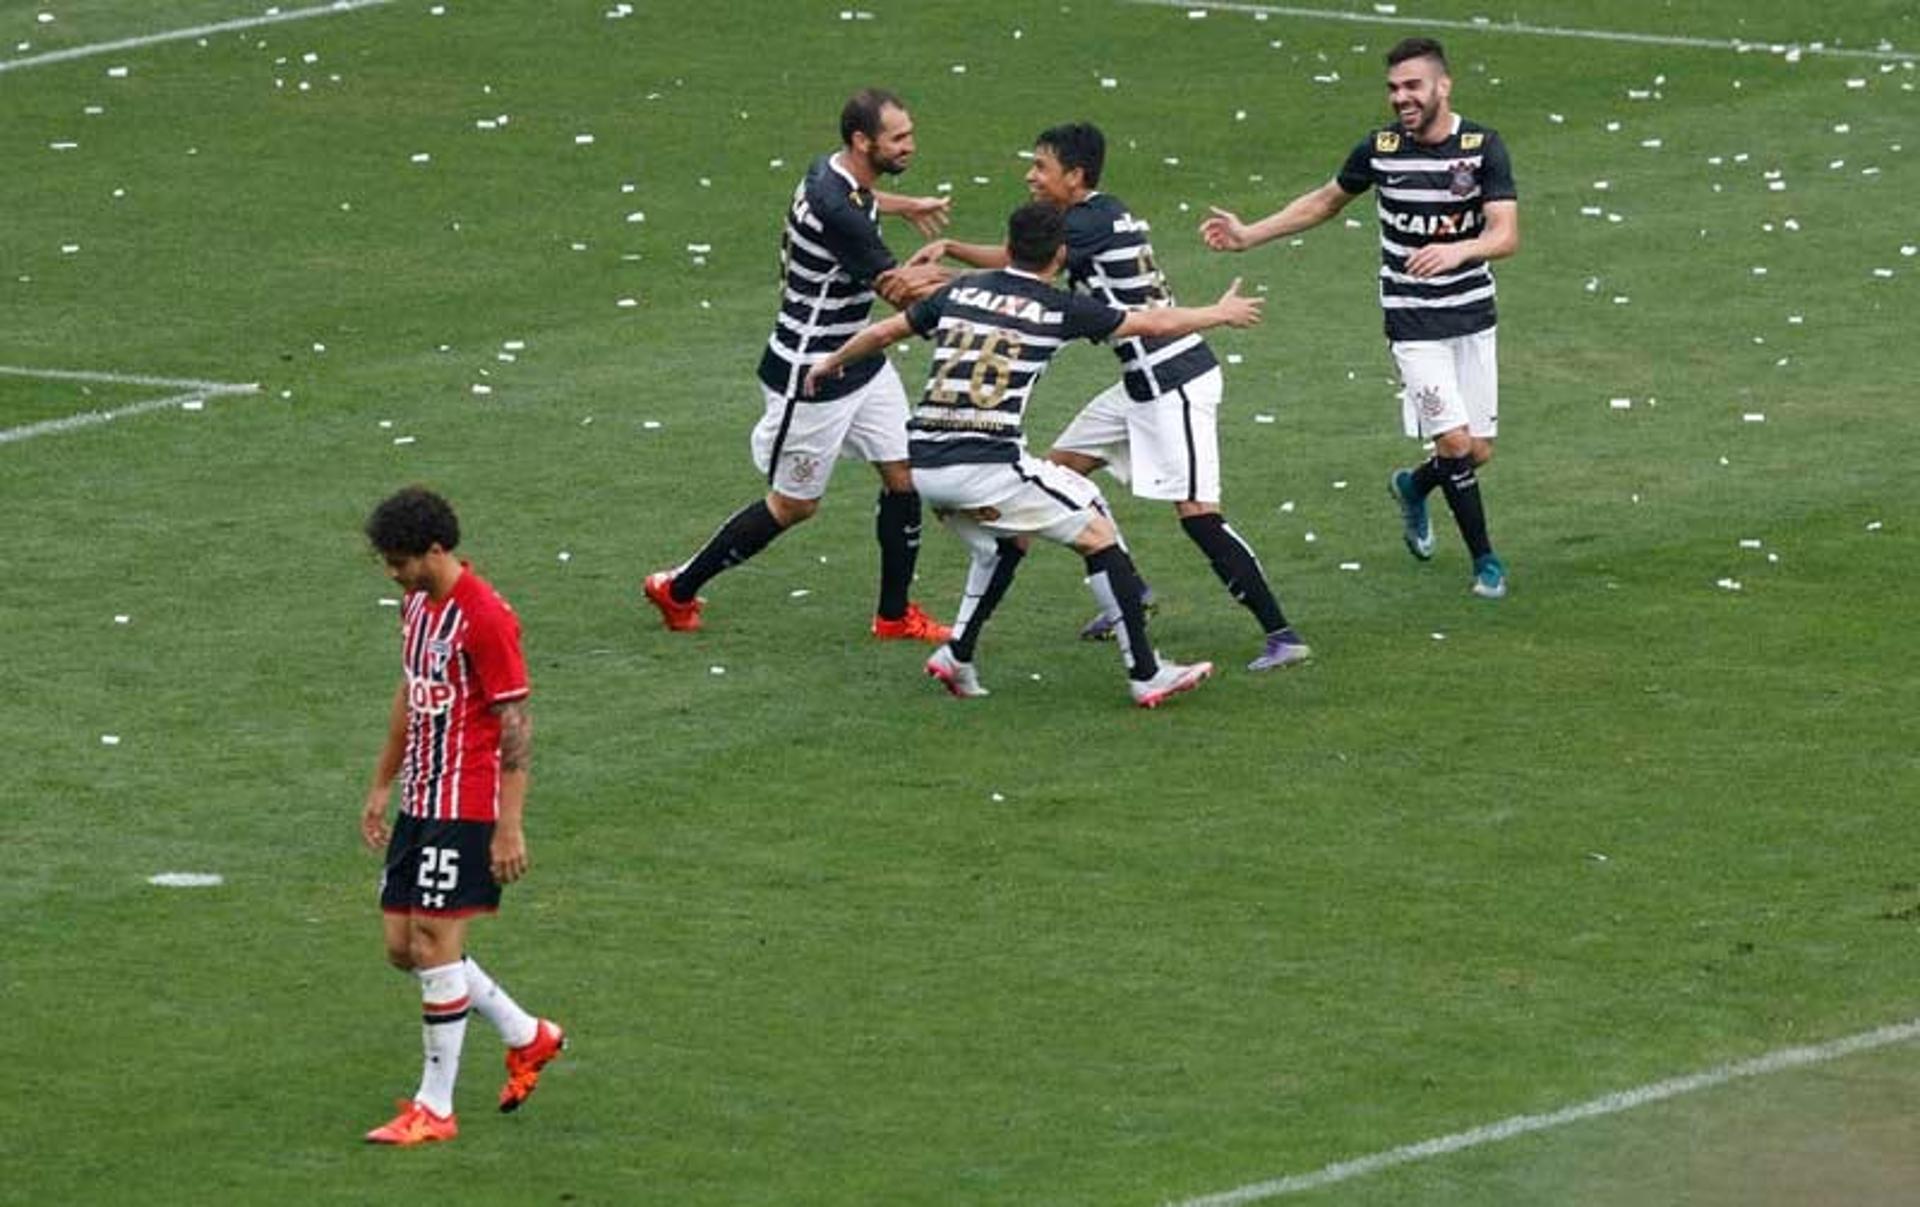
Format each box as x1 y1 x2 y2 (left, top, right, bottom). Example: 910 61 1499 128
100 734 121 746
149 872 223 888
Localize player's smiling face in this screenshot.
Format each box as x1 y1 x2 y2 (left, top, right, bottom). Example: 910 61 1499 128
1386 55 1451 140
863 104 916 176
1024 146 1080 208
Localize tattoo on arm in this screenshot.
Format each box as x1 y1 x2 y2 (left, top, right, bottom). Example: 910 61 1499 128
496 700 533 771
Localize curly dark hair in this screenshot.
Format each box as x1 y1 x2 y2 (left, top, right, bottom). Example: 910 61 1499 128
365 486 460 557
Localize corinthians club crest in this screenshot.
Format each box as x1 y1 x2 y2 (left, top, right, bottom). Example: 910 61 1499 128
786 453 822 486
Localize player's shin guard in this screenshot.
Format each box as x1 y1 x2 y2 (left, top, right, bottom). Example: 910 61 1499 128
1083 546 1159 681
673 500 785 600
1436 455 1494 560
462 955 539 1050
874 490 924 621
415 961 471 1117
1180 513 1289 633
949 539 1024 663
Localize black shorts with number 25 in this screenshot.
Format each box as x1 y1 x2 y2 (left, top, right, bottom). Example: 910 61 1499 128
380 813 502 917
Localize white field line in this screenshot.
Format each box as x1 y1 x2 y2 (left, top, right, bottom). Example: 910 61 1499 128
1131 0 1918 62
0 365 257 394
0 0 395 75
0 391 227 445
1168 1017 1920 1206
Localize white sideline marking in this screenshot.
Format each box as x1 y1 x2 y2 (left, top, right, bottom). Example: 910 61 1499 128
0 365 256 393
1168 1017 1920 1205
1132 1 1918 62
0 0 395 75
1 391 219 444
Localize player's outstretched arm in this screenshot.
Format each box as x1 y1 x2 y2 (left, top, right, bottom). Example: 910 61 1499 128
876 190 952 239
905 238 1011 270
361 681 408 850
490 698 532 883
1201 180 1356 252
803 312 915 396
1112 277 1263 341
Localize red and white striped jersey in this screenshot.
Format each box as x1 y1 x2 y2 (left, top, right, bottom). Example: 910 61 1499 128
397 565 529 821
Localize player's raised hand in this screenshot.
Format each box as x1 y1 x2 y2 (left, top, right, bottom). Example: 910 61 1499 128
903 195 952 238
1200 206 1252 252
1213 277 1264 327
360 787 391 850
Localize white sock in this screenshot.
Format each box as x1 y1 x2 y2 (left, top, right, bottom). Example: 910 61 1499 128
1084 570 1144 675
463 955 539 1049
414 960 469 1116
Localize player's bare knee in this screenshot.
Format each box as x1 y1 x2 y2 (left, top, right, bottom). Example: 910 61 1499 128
1048 449 1102 476
875 461 915 494
1472 439 1495 467
1434 429 1474 460
766 492 818 527
384 939 415 971
1072 513 1120 554
1174 500 1218 520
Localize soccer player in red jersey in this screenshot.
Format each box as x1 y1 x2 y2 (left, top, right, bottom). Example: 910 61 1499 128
360 487 565 1146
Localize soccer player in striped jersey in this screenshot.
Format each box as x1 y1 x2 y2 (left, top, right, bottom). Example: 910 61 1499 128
360 488 564 1145
806 202 1264 708
1202 36 1520 598
907 123 1308 673
643 88 954 640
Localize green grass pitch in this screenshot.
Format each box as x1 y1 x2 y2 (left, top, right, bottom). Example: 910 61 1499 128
2 2 1916 1203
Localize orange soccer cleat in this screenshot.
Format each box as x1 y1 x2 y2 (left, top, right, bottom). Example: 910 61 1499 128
643 571 703 632
499 1019 568 1114
365 1099 458 1146
871 601 951 644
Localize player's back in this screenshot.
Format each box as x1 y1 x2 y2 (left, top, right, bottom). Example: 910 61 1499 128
907 268 1121 467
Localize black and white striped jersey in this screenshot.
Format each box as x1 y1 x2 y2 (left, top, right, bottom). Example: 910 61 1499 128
903 269 1125 468
1336 115 1517 342
1065 193 1218 401
756 153 898 402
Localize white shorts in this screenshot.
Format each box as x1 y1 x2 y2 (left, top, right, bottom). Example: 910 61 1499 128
914 455 1109 550
1391 327 1499 440
1049 367 1223 503
749 363 911 500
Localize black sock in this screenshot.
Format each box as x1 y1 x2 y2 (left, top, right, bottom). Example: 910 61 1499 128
949 539 1024 663
1436 455 1493 561
674 499 785 600
1410 456 1445 498
1084 546 1159 681
1180 513 1289 633
874 490 923 620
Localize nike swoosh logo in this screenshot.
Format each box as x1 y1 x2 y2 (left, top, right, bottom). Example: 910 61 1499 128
1386 175 1409 184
